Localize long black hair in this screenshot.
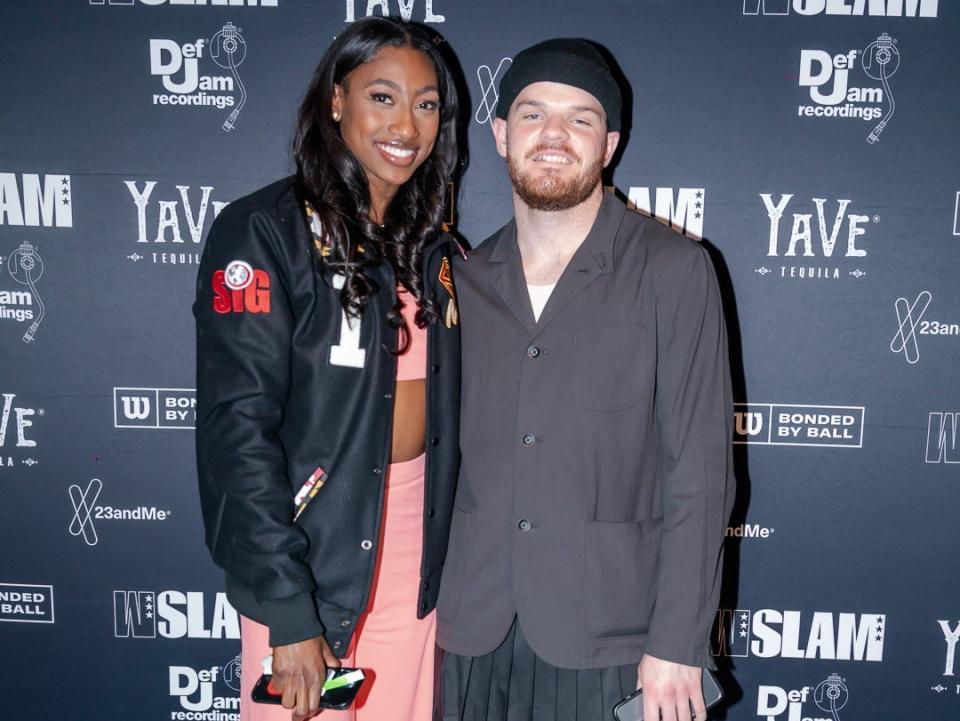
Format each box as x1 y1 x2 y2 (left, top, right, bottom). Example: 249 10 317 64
293 17 460 338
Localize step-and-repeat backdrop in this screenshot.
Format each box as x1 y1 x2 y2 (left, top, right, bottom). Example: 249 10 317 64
2 2 958 720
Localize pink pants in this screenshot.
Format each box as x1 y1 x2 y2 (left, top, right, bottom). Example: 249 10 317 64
239 454 437 721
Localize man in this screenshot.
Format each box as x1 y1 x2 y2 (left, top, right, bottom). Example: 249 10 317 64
437 39 734 721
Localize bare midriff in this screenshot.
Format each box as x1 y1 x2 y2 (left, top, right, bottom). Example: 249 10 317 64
391 379 426 462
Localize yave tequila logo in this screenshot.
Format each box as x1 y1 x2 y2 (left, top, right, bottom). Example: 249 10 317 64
93 0 276 6
0 173 71 228
0 392 42 469
933 619 960 696
345 0 446 22
124 181 228 265
628 187 705 241
755 194 874 280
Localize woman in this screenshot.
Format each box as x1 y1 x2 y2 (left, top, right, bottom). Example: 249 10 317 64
194 17 462 721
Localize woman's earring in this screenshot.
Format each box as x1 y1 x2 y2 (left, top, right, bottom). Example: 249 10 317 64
332 111 341 122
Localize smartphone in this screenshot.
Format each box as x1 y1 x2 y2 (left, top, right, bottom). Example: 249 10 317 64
251 665 366 710
613 668 723 721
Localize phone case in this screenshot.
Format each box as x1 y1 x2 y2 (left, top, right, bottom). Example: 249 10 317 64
612 668 723 721
250 667 366 709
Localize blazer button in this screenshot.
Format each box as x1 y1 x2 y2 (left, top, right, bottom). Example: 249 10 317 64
527 345 541 359
521 433 536 446
517 519 532 532
360 539 373 550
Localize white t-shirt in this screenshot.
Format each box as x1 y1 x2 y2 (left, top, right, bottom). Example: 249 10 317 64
527 282 557 322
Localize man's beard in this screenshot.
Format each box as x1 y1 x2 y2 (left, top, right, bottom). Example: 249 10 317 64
508 145 603 212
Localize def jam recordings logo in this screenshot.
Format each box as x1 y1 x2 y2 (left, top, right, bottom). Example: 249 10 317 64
754 194 876 281
149 23 248 132
0 583 54 624
927 412 960 464
715 609 885 661
628 187 705 241
168 657 241 721
1 242 46 342
68 479 171 546
0 173 72 228
0 392 42 470
124 181 228 266
933 619 960 696
114 388 196 429
345 0 446 22
743 0 938 17
797 35 902 144
734 404 864 447
758 674 851 721
114 590 240 639
890 291 959 364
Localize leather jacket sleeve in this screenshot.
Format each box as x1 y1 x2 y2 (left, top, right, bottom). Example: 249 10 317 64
194 199 325 645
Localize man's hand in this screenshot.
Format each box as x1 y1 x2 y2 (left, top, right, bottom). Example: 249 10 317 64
271 635 342 721
636 654 705 721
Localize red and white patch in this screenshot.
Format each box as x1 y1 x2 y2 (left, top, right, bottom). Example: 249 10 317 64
224 260 254 290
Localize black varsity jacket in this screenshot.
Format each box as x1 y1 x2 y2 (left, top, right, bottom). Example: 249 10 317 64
193 177 461 653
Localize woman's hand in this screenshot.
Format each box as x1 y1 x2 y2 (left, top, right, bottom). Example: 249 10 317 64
271 635 342 720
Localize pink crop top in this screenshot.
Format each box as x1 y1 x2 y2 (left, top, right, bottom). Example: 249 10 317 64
396 288 427 381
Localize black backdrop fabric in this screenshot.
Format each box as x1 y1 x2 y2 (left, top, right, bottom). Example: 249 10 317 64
2 2 959 720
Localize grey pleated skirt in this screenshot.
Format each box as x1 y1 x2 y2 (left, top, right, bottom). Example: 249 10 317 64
440 618 638 721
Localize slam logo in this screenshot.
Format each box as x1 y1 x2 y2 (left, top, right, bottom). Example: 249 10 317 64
926 412 960 464
757 674 852 721
0 173 72 228
743 0 938 17
734 404 864 447
149 23 248 132
715 609 886 662
124 180 228 266
345 0 446 22
0 583 54 624
114 590 240 639
169 657 241 721
933 619 960 696
628 187 705 241
754 194 876 281
0 392 42 469
114 387 196 429
797 34 901 144
68 478 171 547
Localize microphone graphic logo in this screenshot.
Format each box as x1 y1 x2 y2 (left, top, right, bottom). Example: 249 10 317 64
8 241 45 343
210 22 247 132
861 33 900 144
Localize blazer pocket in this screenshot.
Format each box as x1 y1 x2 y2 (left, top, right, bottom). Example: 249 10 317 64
583 519 658 639
436 506 474 624
574 325 652 411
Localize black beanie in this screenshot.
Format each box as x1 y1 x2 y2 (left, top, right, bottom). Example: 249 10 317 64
495 38 622 131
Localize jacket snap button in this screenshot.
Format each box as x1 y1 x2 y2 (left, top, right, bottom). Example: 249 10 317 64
428 508 436 518
332 640 342 649
518 519 532 532
522 433 536 446
432 363 440 374
340 618 351 628
361 539 373 550
431 436 440 446
372 466 382 475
